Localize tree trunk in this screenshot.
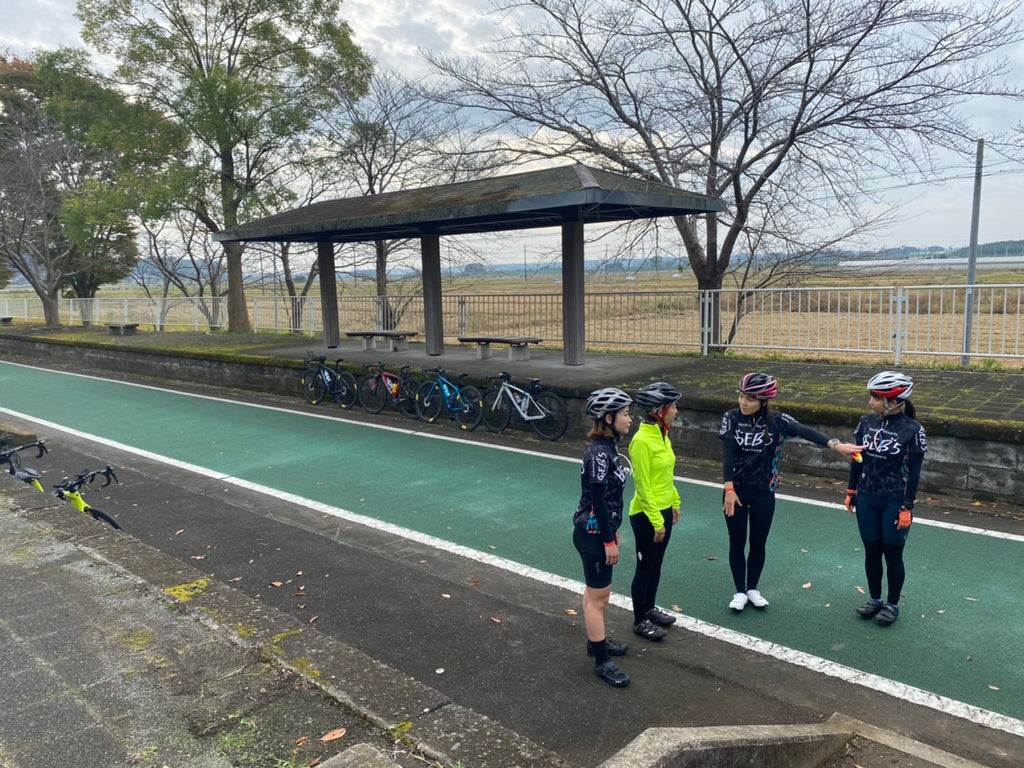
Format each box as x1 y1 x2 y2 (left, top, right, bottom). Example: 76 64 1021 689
223 240 251 332
41 293 61 328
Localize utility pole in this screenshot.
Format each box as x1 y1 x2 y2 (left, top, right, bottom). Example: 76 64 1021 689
961 139 984 366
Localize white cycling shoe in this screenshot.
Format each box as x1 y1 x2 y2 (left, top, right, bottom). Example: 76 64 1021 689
746 589 769 608
729 592 748 612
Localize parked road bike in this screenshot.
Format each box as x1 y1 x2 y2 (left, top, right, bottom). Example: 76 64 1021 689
358 361 420 418
300 353 358 409
1 438 123 530
481 372 569 441
415 367 483 431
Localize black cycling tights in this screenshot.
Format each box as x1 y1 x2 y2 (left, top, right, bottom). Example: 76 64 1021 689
863 539 906 606
725 488 775 593
630 510 673 625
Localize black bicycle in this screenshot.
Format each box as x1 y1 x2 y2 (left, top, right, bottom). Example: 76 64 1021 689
300 353 358 409
415 367 483 431
358 361 420 418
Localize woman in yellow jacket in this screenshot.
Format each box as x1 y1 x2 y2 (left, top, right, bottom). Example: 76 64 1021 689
628 382 682 641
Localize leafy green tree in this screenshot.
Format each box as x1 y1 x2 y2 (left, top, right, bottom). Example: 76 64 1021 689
78 0 374 332
0 51 157 325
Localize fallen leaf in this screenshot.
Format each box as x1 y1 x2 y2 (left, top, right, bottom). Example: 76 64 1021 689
294 591 306 597
295 736 308 746
307 758 321 767
320 727 347 742
564 608 578 615
175 529 185 536
228 577 242 583
672 604 682 612
800 548 808 553
191 555 206 560
965 597 979 602
824 603 831 608
296 571 303 576
270 581 283 587
855 586 866 594
490 617 502 624
972 501 985 507
988 685 1000 691
441 593 451 599
706 555 718 561
309 615 319 623
469 580 480 586
937 610 946 614
802 582 813 589
488 545 497 550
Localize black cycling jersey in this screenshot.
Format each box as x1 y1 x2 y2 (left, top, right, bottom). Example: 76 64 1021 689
849 411 927 501
573 436 627 544
719 409 830 492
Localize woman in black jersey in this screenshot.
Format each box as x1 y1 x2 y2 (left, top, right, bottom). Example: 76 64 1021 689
845 371 927 627
720 373 862 612
573 387 634 688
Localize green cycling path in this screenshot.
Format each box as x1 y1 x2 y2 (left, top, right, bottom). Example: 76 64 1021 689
1 361 1021 732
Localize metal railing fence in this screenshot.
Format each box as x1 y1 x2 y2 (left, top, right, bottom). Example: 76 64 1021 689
3 284 1023 365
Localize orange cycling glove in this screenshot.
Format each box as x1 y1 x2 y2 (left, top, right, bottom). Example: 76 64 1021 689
844 489 856 513
897 507 913 529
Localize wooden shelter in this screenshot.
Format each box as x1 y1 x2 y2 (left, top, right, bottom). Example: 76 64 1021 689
214 164 726 365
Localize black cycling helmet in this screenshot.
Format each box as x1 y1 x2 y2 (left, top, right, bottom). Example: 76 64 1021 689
635 382 681 411
738 372 778 400
586 387 633 420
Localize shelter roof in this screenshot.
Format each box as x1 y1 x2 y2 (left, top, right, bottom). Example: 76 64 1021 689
213 163 726 244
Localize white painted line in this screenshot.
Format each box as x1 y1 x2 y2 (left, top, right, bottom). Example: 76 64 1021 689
1 401 1022 741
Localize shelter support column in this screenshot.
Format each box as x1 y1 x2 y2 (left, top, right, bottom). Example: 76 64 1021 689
317 241 340 348
561 217 586 365
421 234 444 355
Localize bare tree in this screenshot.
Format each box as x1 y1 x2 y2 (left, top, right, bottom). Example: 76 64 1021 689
430 0 1024 345
316 66 506 328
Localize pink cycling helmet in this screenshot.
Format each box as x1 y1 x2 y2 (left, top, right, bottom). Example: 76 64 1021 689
739 372 777 400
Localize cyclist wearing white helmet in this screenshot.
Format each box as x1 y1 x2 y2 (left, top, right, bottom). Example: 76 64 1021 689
720 373 863 613
573 387 634 687
628 382 682 642
845 371 927 627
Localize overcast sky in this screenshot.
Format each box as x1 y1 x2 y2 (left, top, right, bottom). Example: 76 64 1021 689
4 0 1023 255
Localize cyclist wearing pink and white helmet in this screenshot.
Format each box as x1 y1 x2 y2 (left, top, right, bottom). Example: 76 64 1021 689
845 371 926 627
720 373 862 613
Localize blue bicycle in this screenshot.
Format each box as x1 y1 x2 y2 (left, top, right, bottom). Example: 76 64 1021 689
415 367 483 431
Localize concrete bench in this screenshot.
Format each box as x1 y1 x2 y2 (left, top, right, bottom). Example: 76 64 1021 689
344 329 418 352
458 335 542 362
0 317 12 326
106 323 139 336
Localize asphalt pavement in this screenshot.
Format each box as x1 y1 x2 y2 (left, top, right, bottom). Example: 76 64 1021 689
1 333 1023 768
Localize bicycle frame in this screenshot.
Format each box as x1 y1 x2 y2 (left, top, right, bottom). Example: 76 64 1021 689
493 381 546 421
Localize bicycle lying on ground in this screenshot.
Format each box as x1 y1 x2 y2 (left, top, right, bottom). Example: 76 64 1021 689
481 372 569 441
358 361 420 418
415 367 483 430
300 353 358 409
0 437 123 530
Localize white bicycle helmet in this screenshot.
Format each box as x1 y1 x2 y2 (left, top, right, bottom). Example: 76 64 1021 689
867 371 913 400
586 387 633 419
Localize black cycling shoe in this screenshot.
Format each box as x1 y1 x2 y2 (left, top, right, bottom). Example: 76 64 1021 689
876 604 899 626
594 659 630 688
857 599 884 619
587 638 628 657
633 619 667 641
646 608 677 627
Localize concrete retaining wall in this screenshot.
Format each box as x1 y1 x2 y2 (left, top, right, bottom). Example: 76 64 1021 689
2 335 1022 506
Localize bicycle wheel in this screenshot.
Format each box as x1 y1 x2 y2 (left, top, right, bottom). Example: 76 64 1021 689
481 387 512 433
530 391 569 441
396 378 421 419
415 381 445 423
300 368 326 404
358 375 388 413
333 371 359 409
453 385 483 431
88 507 123 530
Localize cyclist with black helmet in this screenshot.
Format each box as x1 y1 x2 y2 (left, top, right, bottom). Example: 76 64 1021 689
846 371 927 627
720 373 862 612
628 381 682 642
573 387 634 688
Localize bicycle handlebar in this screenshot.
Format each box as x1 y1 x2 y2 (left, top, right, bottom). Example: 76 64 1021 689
53 465 119 495
0 440 47 473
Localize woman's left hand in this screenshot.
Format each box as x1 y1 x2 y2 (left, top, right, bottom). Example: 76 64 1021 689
672 508 680 525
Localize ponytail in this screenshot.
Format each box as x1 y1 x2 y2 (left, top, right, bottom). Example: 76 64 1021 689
903 399 917 420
